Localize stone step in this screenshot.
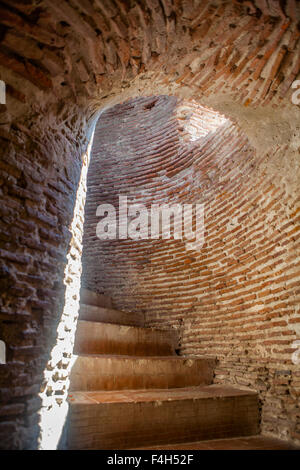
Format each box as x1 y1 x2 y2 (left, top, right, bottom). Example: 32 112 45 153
74 320 179 356
133 435 300 450
69 355 215 391
80 287 113 309
79 303 145 327
66 385 259 449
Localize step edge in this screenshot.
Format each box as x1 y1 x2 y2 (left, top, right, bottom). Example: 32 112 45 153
72 353 216 360
68 386 259 406
76 319 179 335
80 303 143 317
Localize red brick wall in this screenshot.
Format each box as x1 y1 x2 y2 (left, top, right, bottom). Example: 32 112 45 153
82 95 300 444
0 0 299 449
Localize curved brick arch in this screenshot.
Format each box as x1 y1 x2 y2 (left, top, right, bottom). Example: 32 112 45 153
0 0 299 449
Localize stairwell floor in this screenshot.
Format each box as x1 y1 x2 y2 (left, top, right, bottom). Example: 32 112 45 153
134 435 300 450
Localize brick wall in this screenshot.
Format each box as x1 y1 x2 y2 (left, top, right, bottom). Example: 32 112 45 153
0 0 299 449
82 95 300 445
0 105 90 448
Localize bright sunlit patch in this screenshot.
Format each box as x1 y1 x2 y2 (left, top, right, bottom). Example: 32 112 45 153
38 132 94 450
176 102 228 142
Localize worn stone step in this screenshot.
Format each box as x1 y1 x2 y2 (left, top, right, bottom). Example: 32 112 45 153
74 320 179 356
69 355 215 391
79 303 145 326
134 435 300 450
80 288 113 309
66 385 259 449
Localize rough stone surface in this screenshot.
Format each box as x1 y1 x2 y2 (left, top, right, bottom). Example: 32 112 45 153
82 94 300 446
0 0 299 449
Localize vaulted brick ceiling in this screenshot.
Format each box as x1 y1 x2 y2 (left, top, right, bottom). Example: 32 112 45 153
0 0 299 119
0 0 299 450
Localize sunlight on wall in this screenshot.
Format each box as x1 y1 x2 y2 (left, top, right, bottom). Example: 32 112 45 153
176 102 228 142
38 132 94 450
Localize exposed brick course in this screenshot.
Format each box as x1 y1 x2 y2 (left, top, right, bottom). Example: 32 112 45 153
0 0 299 449
83 94 300 446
